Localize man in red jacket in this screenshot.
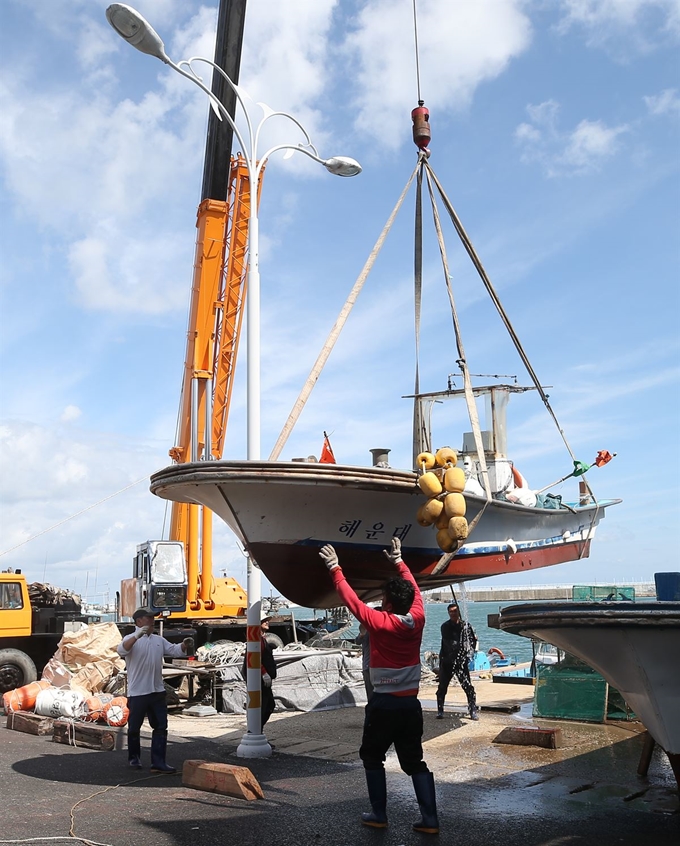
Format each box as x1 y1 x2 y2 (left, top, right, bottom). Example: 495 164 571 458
319 538 439 835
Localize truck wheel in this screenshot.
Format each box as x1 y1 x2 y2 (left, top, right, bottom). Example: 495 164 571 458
0 649 38 694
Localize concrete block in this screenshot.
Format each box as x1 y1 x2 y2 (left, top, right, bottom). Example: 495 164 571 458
493 725 563 749
182 760 264 800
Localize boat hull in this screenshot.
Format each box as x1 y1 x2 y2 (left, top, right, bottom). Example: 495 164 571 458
498 602 680 755
150 461 619 607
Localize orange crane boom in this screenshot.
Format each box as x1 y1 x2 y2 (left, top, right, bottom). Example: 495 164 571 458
167 155 261 614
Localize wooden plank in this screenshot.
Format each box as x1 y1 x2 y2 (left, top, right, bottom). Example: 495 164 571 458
182 760 264 800
6 710 54 736
493 726 563 749
52 720 126 751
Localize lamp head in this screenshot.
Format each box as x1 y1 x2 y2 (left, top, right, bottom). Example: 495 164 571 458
106 4 169 63
323 156 362 177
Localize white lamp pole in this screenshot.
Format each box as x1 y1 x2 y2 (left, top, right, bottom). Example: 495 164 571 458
106 4 361 758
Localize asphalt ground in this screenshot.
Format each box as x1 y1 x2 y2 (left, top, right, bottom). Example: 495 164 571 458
1 682 678 846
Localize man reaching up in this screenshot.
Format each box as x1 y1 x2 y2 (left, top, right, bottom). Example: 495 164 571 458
319 538 439 835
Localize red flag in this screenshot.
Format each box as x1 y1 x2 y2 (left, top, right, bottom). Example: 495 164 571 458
593 450 614 467
319 432 336 464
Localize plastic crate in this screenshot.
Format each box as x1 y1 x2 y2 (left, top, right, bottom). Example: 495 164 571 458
571 585 635 602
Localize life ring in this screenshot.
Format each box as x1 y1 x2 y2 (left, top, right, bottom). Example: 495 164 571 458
487 647 506 660
511 466 528 489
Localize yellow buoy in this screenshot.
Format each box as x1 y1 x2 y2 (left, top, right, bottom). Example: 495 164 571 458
444 466 465 493
447 516 469 541
418 471 443 497
416 451 436 471
444 492 466 518
435 510 450 530
423 497 444 520
435 447 458 467
436 529 456 552
416 503 433 527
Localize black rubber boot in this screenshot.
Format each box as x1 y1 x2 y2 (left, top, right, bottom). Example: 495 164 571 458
361 769 388 828
436 695 444 719
150 730 176 773
412 770 439 835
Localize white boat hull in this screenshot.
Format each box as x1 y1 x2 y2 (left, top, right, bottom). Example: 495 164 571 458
150 461 620 607
498 602 680 755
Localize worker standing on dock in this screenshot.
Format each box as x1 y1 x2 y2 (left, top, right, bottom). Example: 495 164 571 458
117 608 193 773
436 602 479 720
319 538 439 835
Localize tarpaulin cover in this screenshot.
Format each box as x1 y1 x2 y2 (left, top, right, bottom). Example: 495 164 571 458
218 651 366 715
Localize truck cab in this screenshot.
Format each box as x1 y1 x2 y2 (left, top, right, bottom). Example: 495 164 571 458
0 573 31 639
119 541 188 620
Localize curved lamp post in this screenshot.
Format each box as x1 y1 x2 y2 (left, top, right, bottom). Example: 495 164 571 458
106 4 361 758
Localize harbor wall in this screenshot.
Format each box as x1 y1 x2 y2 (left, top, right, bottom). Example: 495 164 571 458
424 583 656 602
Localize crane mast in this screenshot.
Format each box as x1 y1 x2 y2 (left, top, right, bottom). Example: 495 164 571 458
168 157 261 612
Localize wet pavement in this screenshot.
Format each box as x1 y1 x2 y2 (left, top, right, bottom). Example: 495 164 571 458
1 683 678 846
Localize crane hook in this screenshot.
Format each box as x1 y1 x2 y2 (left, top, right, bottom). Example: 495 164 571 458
411 100 431 157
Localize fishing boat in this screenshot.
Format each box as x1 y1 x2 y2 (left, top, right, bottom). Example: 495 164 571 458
497 598 680 782
150 107 620 607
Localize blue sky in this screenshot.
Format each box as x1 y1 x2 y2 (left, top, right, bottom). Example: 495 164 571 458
1 0 678 604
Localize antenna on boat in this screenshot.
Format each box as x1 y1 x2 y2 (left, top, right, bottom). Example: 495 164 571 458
411 0 431 156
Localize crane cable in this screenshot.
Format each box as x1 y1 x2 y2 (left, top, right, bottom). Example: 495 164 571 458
412 0 423 105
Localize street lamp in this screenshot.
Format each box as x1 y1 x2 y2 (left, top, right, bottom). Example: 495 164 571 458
106 4 361 758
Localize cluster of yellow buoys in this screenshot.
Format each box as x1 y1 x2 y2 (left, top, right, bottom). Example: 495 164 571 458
416 447 468 552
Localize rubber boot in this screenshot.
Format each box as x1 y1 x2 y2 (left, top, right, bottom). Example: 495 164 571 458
150 730 176 773
361 769 388 828
412 770 439 835
436 694 444 720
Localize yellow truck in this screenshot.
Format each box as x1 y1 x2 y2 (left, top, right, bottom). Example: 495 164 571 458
0 570 90 694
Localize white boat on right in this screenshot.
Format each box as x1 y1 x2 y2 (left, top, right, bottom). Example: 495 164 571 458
498 598 680 785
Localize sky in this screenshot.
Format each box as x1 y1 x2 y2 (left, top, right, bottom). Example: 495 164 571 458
1 0 678 605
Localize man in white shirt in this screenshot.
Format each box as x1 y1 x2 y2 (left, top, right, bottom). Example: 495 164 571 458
117 608 193 772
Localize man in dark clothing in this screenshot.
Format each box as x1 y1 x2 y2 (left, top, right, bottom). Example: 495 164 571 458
260 614 277 731
319 538 439 835
243 612 278 732
436 602 479 720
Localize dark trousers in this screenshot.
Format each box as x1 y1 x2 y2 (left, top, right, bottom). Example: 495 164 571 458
261 683 275 731
436 658 477 709
127 691 169 766
359 694 428 776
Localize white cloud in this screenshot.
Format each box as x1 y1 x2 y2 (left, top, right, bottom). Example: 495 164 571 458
60 405 82 422
559 118 628 169
515 100 628 176
555 0 680 54
644 87 680 114
344 0 532 149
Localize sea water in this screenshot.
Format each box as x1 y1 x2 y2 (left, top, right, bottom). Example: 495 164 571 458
294 600 535 663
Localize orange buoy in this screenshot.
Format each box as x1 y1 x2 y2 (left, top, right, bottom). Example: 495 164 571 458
511 466 528 489
2 679 51 713
85 693 115 722
103 696 129 727
423 497 444 521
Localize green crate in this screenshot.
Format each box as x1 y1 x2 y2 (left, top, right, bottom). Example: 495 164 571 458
533 661 636 722
571 585 635 602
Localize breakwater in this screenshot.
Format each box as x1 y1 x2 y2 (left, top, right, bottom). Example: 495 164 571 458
424 582 656 602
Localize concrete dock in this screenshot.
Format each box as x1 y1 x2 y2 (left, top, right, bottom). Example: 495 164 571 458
1 678 677 845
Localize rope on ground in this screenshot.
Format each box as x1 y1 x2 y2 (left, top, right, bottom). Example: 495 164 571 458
0 773 174 846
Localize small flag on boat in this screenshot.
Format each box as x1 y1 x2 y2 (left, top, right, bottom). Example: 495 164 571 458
320 432 336 464
594 450 614 467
